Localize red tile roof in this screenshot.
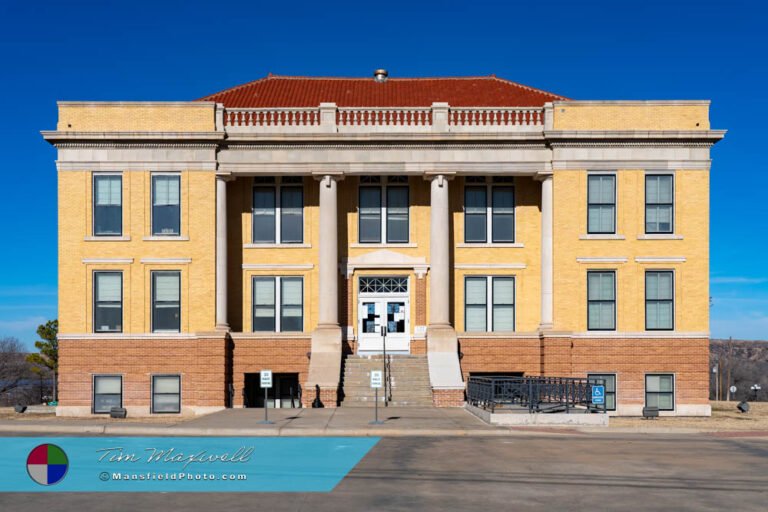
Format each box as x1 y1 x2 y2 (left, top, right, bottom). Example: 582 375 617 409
198 74 567 108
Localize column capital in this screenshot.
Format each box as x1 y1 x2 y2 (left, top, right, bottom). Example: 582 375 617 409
423 172 456 186
311 171 345 185
215 172 235 182
534 170 553 182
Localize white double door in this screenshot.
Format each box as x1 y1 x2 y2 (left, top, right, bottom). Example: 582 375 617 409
358 296 410 354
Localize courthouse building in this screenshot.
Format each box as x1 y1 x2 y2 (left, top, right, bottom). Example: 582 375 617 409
43 71 724 416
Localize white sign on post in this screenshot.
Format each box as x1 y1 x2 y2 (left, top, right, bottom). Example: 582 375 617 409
370 370 383 389
260 370 273 388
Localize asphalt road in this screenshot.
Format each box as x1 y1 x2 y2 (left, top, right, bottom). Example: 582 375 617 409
1 433 766 511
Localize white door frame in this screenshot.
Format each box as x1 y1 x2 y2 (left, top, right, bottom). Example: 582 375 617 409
357 276 410 354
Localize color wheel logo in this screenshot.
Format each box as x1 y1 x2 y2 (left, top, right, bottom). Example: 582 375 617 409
26 444 69 486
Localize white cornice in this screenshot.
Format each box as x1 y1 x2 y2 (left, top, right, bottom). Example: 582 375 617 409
454 263 527 270
140 258 192 264
82 258 133 264
635 257 687 263
242 264 314 270
553 100 711 106
576 257 628 264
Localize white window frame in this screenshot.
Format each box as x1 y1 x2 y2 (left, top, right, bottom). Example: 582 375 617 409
645 269 675 331
464 275 516 332
151 270 182 333
463 176 516 244
358 176 410 244
150 172 182 237
150 374 182 414
92 172 123 237
252 276 304 332
252 177 304 244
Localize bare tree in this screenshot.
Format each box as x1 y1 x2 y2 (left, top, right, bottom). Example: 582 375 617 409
0 337 28 395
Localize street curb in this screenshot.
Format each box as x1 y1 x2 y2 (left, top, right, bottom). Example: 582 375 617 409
3 422 766 437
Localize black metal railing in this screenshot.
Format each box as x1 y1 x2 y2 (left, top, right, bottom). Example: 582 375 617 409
467 376 607 414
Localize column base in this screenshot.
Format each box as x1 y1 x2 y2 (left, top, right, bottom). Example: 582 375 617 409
426 325 464 389
306 325 342 407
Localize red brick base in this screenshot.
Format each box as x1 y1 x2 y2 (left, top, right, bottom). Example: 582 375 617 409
301 387 339 408
432 388 465 407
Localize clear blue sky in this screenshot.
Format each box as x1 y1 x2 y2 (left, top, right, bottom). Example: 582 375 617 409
0 0 765 346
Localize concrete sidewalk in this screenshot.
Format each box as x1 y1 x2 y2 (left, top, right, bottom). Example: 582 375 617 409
0 407 766 437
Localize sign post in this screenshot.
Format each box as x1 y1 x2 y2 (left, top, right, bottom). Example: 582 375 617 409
258 370 274 424
369 370 384 425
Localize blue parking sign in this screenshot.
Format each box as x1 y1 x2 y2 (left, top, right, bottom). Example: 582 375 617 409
592 385 605 405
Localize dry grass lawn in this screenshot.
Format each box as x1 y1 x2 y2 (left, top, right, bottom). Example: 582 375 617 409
609 401 768 431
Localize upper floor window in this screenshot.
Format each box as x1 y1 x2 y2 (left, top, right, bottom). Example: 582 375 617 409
645 174 674 234
587 175 616 234
253 276 304 332
152 174 181 236
464 177 515 243
587 270 616 330
464 276 515 332
152 271 181 333
93 174 122 236
94 271 122 333
252 177 304 244
359 176 409 244
646 270 674 330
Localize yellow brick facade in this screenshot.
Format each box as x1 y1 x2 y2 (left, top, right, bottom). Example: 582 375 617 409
552 101 710 131
57 102 216 132
58 170 216 334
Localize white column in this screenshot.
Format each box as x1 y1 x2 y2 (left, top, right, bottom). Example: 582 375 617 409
318 174 339 327
540 173 554 329
428 174 451 327
215 175 229 330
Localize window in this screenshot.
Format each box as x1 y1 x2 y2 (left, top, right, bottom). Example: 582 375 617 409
646 271 674 330
587 374 617 411
152 174 181 236
93 375 122 413
152 375 181 413
587 271 616 330
587 175 616 234
252 177 303 244
252 276 304 332
464 177 515 243
359 176 409 243
645 174 674 233
152 271 180 332
646 374 674 411
464 276 515 332
93 174 122 236
94 272 122 333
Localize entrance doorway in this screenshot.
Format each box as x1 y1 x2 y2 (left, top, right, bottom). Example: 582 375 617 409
357 276 410 354
243 373 301 408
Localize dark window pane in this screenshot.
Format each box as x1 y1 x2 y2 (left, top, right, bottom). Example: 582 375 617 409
253 187 276 243
253 277 276 332
386 186 409 243
94 394 121 413
359 187 382 243
94 272 122 333
152 272 180 332
280 187 303 243
491 187 514 242
280 278 303 332
587 176 616 234
465 187 487 242
152 176 180 235
94 175 122 235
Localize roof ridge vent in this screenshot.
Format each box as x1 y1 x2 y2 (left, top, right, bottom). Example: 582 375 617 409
373 69 389 83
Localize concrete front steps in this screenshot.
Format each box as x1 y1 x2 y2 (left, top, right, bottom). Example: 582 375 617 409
341 355 434 407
